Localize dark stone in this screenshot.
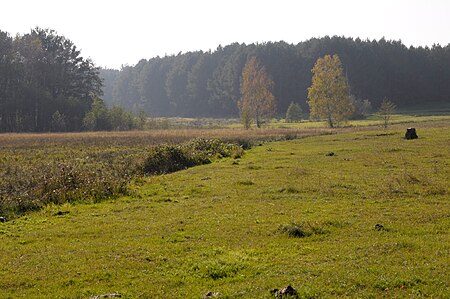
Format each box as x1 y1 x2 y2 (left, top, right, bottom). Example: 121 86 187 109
0 217 5 223
90 294 121 299
54 211 69 216
405 128 418 140
273 285 297 297
374 224 384 231
280 285 297 295
203 291 221 298
326 152 335 156
270 288 279 294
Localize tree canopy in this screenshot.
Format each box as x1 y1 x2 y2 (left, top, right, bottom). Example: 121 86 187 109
239 57 276 128
307 54 353 127
0 28 102 132
2 30 449 131
100 37 450 119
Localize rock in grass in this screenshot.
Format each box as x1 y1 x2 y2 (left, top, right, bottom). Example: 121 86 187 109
270 288 279 294
374 224 384 231
325 152 335 156
203 291 221 298
54 211 69 216
0 217 5 223
405 127 418 140
272 285 298 298
90 294 121 299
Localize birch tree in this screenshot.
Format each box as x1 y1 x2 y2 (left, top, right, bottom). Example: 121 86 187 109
239 57 275 128
307 55 353 127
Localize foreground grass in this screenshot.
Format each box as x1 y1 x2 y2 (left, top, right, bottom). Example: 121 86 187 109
0 123 449 298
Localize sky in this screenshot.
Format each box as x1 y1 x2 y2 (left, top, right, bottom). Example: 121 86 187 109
2 0 450 69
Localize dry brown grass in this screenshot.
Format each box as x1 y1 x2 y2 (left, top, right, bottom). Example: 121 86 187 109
0 127 332 219
0 127 332 148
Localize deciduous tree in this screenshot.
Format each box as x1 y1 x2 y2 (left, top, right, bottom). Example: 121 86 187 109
239 57 275 128
378 97 396 128
307 54 354 127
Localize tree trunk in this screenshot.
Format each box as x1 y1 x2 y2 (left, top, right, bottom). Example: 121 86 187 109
327 116 334 128
256 108 261 128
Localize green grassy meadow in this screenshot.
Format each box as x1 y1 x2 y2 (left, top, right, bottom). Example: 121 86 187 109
0 120 449 298
0 128 327 219
265 113 450 129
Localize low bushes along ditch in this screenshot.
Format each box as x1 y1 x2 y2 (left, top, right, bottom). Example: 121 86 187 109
141 138 244 175
0 139 244 220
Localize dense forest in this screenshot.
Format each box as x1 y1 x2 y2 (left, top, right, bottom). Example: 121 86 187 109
0 28 102 132
101 37 450 118
1 27 449 132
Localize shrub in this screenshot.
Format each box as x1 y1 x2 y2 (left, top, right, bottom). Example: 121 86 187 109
141 139 244 175
141 145 205 175
0 137 245 219
232 139 254 150
0 160 130 218
285 101 303 122
183 138 244 160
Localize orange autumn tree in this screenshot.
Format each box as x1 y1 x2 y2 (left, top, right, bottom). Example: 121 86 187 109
239 57 275 128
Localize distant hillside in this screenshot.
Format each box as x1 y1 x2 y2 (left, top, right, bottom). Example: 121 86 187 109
100 36 450 118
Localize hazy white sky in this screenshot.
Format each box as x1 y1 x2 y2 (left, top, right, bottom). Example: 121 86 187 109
2 0 449 69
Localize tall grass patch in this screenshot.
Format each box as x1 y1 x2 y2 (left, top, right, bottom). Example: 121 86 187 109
141 139 244 175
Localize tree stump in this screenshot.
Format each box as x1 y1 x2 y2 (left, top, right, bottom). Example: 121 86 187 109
405 128 418 140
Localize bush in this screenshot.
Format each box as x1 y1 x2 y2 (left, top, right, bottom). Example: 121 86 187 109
0 160 130 218
350 96 372 119
83 98 142 131
183 138 244 159
0 138 245 219
141 139 244 175
141 145 206 175
285 101 303 122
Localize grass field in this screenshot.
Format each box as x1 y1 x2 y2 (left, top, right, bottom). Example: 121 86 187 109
0 128 330 219
265 113 450 129
0 119 449 298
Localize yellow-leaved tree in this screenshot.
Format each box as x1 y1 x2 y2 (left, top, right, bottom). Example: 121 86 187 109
239 57 275 128
307 54 353 128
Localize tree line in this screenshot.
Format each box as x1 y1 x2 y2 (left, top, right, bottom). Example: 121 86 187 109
1 29 449 132
0 28 104 132
239 54 373 128
0 28 146 132
101 37 450 118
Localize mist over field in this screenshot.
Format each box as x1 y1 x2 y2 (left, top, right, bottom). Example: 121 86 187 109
100 37 450 118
